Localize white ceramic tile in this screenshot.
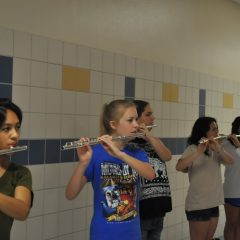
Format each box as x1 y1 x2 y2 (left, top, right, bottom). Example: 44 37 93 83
31 60 47 87
14 30 31 58
28 165 45 190
73 230 86 240
89 93 102 116
30 87 47 113
145 80 154 100
12 85 30 112
77 45 90 69
114 53 125 75
162 102 171 119
75 115 89 137
170 102 178 120
59 234 73 240
63 42 77 67
153 82 162 101
73 208 87 231
90 71 102 93
153 101 162 119
90 48 102 71
43 188 60 214
103 51 114 73
76 92 89 115
114 75 125 97
89 115 100 137
27 216 43 240
185 87 193 104
206 90 212 106
31 35 48 61
61 90 76 114
59 162 75 187
45 114 61 138
161 119 170 137
61 114 76 138
73 185 88 208
48 38 63 64
11 221 27 240
163 64 172 83
172 66 179 84
59 211 73 235
43 213 59 239
86 206 93 228
192 88 199 105
59 187 73 211
46 89 61 113
125 56 135 77
145 61 154 80
135 78 145 98
13 58 31 85
0 26 13 56
178 68 187 86
154 63 163 82
29 113 46 139
29 190 44 217
44 163 60 188
136 58 145 78
20 112 29 139
102 73 114 94
102 95 114 106
47 63 62 89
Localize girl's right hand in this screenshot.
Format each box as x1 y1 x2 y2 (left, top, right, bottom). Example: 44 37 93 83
197 137 208 154
228 134 240 148
76 137 93 166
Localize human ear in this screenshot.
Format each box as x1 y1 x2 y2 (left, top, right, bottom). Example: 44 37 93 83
109 120 117 130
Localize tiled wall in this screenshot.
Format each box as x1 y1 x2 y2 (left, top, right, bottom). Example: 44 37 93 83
1 25 240 240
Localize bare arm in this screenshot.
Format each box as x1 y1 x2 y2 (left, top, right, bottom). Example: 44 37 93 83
146 135 172 161
0 186 32 220
65 138 92 200
140 124 171 161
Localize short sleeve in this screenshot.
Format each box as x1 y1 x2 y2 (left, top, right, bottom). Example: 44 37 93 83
180 145 197 159
16 166 32 191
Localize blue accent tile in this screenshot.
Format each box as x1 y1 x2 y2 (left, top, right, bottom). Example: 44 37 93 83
46 139 60 163
176 138 188 155
11 140 29 165
125 77 135 99
199 105 205 117
0 55 13 84
60 139 75 163
199 89 206 106
0 84 12 98
29 140 45 165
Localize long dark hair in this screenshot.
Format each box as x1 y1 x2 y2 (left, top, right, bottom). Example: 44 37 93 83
0 98 23 128
228 116 240 146
188 116 217 146
133 100 149 118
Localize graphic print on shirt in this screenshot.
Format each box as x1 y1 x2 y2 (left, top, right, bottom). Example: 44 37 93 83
100 162 138 222
140 142 171 200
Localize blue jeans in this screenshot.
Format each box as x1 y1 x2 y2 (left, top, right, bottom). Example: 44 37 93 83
141 216 164 240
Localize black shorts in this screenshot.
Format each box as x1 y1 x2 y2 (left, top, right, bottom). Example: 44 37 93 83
186 206 219 221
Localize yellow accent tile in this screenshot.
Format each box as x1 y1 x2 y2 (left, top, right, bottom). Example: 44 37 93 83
162 82 179 102
223 93 233 108
62 66 90 92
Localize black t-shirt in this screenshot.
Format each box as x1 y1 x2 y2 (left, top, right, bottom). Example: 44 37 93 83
130 138 172 219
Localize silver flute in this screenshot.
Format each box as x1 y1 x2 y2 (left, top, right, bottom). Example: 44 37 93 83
0 145 28 156
61 124 157 151
199 134 240 144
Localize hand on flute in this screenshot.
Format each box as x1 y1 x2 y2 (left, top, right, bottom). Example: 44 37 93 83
76 137 93 166
228 134 240 148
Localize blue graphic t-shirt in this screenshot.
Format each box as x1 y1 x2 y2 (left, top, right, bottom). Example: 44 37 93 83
85 144 148 240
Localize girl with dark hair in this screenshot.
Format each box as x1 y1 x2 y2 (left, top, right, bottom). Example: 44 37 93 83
176 116 233 240
65 99 155 240
0 98 33 240
222 116 240 240
131 100 172 240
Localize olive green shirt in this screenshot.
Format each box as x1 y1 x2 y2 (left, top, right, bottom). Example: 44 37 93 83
0 162 32 240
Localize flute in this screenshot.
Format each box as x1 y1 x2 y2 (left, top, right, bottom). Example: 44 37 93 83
0 145 28 156
61 124 157 151
199 135 240 144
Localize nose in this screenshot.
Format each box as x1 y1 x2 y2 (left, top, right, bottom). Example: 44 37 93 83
10 127 20 140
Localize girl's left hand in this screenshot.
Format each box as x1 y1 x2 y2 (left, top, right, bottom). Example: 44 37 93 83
138 123 151 140
99 135 122 157
208 137 221 152
228 134 240 148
